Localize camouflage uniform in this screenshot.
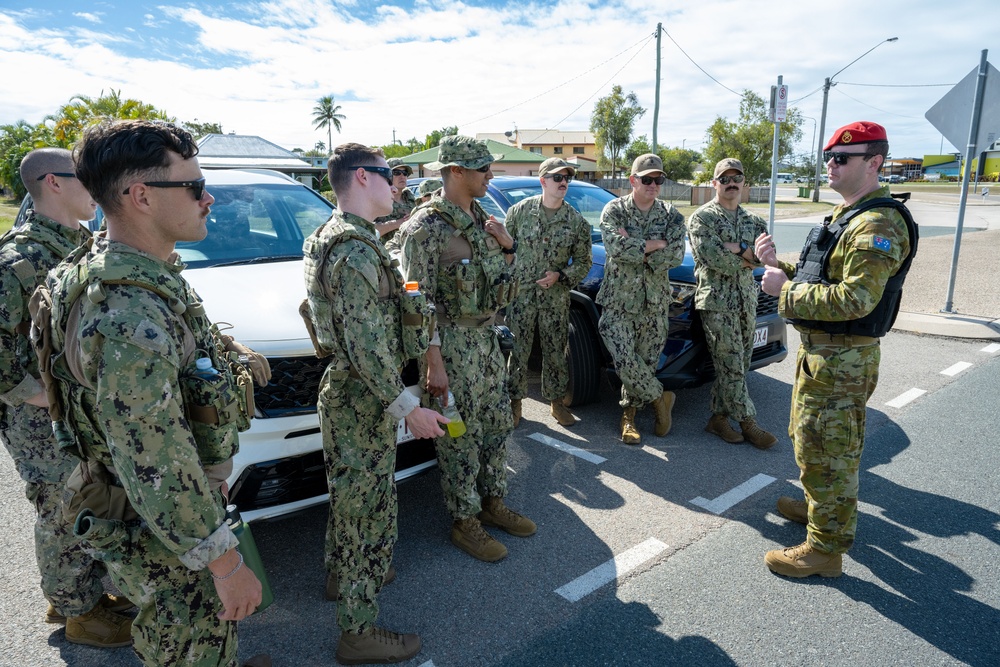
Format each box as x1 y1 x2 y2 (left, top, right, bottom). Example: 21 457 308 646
375 188 416 246
399 195 516 519
48 236 244 667
0 211 103 617
686 201 767 421
597 193 685 407
303 211 419 634
505 195 592 402
777 186 910 554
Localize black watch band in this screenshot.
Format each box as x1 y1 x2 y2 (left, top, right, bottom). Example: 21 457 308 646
502 239 518 255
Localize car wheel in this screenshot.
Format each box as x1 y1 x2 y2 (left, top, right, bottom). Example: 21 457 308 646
566 308 600 407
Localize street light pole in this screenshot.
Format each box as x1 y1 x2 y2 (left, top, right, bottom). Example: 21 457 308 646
812 37 898 202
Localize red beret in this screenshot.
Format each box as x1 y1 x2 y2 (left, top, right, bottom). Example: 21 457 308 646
823 121 887 151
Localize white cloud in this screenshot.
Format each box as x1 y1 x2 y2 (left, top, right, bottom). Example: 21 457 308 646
73 11 102 23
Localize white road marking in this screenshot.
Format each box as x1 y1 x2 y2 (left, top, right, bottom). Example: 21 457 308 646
417 661 435 667
941 361 973 376
555 538 668 602
528 433 606 464
980 343 1000 354
885 388 927 408
689 473 776 514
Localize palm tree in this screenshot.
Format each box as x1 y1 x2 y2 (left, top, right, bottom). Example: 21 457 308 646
312 95 346 156
45 90 171 145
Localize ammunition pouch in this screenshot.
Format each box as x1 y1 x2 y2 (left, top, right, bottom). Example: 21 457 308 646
178 358 241 465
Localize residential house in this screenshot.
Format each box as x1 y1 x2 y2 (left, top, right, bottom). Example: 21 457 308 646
196 134 326 188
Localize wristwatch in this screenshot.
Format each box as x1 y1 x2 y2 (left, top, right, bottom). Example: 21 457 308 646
502 239 518 255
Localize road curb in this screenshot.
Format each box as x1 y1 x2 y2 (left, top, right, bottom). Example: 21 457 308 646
893 310 1000 340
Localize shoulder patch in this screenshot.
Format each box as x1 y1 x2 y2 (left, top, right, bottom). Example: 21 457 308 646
130 318 172 355
855 234 895 257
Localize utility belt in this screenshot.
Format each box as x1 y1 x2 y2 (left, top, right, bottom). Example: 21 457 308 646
797 329 879 348
436 313 497 328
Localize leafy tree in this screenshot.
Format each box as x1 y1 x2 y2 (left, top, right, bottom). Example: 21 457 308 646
590 85 646 179
45 90 172 146
0 120 38 199
182 120 223 138
405 137 424 153
312 95 346 156
381 144 410 159
659 147 699 182
700 89 803 185
423 126 459 150
624 135 652 167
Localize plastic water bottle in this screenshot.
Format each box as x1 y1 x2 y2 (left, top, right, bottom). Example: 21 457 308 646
405 280 420 295
437 391 466 438
193 356 219 379
225 504 274 614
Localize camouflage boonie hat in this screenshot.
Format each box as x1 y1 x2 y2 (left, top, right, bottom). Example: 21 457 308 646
417 179 442 197
538 157 576 177
386 157 412 176
631 153 664 177
424 135 503 171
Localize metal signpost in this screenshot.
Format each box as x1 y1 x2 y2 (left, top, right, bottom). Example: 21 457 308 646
767 78 787 234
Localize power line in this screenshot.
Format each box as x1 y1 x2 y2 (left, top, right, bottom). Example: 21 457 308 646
661 28 741 97
831 87 923 119
790 85 824 104
838 81 957 88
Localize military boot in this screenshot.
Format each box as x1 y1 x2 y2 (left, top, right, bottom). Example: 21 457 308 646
511 399 521 428
335 626 421 665
46 593 135 625
479 496 537 537
705 414 744 443
450 517 508 562
653 390 676 437
64 603 133 648
765 541 842 578
740 419 777 449
242 655 272 667
325 565 397 601
776 496 808 524
620 407 640 445
550 400 577 427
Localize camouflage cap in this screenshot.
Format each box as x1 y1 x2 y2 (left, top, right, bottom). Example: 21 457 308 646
713 158 744 178
417 178 442 197
538 157 576 177
631 153 664 177
386 157 413 176
424 135 503 171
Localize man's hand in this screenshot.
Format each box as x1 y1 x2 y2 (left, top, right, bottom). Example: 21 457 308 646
209 548 262 622
760 265 788 297
405 406 448 439
644 239 667 254
484 215 513 249
754 233 779 268
424 346 449 399
536 271 560 289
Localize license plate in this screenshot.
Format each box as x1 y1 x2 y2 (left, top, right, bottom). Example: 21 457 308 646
396 419 415 444
752 326 768 349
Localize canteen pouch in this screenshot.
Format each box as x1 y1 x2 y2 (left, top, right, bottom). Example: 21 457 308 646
63 460 140 524
178 359 240 465
400 289 432 360
453 261 480 317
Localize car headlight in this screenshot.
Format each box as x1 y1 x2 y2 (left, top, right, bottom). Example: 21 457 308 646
670 282 696 306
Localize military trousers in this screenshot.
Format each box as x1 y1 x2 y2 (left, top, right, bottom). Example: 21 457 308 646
318 371 398 634
0 402 104 617
436 326 513 519
790 340 880 555
598 308 668 408
700 307 757 421
506 285 571 402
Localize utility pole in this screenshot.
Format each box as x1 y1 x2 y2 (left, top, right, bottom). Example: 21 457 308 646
652 23 662 154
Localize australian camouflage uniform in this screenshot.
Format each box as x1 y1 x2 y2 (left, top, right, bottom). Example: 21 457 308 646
41 235 254 666
597 193 685 407
686 200 768 421
777 186 915 555
398 195 517 519
302 210 429 634
0 211 107 618
504 194 592 403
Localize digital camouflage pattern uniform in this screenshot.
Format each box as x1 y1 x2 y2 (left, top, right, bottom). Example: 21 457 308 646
777 186 910 554
303 210 420 634
686 201 767 421
399 195 516 520
375 181 416 247
0 211 103 618
597 193 685 407
505 195 592 402
48 236 244 666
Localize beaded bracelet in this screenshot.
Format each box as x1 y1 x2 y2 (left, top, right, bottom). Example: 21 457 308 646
211 551 244 580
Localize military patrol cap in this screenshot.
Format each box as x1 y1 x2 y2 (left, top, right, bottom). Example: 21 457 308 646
824 121 887 151
417 179 442 197
538 157 576 177
713 158 744 179
424 135 503 171
631 153 664 177
387 158 413 176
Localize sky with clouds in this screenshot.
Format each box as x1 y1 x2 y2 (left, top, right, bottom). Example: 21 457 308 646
1 0 996 162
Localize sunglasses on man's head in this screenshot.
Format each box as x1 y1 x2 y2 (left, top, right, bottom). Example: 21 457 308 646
349 165 394 186
824 151 869 166
717 174 744 185
123 177 207 201
639 175 665 186
545 173 573 183
36 172 76 181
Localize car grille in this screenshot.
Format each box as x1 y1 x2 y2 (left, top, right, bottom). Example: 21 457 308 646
756 288 779 316
255 356 328 417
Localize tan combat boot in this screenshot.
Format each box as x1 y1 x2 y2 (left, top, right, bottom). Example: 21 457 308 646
65 603 133 648
479 496 537 537
242 655 272 667
620 406 640 444
325 565 397 601
511 399 521 428
776 496 808 524
550 400 577 427
740 419 777 449
450 517 508 562
765 541 842 578
705 414 744 443
46 592 134 625
335 626 421 665
653 390 676 437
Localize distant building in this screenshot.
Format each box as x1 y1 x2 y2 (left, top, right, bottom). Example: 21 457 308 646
477 129 600 177
922 154 961 178
196 134 326 188
401 139 544 177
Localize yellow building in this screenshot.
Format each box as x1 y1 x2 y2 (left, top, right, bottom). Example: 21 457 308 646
476 129 602 179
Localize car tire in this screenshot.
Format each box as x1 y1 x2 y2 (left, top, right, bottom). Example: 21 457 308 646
566 308 600 407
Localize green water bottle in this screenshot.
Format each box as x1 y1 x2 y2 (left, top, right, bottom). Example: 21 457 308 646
225 504 274 614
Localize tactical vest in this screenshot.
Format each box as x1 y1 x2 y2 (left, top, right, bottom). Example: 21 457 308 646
790 195 919 337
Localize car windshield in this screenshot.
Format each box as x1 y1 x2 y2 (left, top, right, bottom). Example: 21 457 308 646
490 183 618 232
176 183 332 268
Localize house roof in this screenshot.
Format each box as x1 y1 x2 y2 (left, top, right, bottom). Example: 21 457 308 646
401 138 545 167
197 134 322 171
478 129 595 146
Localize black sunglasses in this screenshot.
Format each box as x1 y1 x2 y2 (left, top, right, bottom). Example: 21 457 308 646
717 174 744 185
36 172 76 180
391 169 409 177
472 164 492 173
545 173 573 183
123 177 207 201
349 165 394 186
824 151 869 166
639 175 666 186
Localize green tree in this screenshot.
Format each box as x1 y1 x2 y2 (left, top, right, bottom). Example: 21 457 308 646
659 147 699 182
624 134 652 167
182 120 223 138
590 85 646 179
45 90 172 146
381 144 410 159
423 125 459 150
312 95 346 156
700 89 803 185
0 120 38 199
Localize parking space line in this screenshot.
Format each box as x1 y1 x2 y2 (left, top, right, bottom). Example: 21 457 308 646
690 473 776 514
941 361 974 376
528 433 606 464
417 661 435 667
886 388 927 408
981 343 1000 354
555 538 668 602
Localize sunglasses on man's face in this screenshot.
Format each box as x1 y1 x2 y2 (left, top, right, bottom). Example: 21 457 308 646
639 175 666 186
36 172 76 181
473 164 491 173
824 151 869 166
545 173 573 184
349 165 394 186
717 174 744 185
123 178 207 201
391 169 409 177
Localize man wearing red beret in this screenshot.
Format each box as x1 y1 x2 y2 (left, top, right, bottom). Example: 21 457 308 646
754 121 918 577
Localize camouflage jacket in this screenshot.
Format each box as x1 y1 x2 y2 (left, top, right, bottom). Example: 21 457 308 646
47 237 238 569
505 194 592 294
597 193 685 314
0 211 89 408
375 188 417 245
686 200 766 313
778 186 910 325
303 211 418 419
